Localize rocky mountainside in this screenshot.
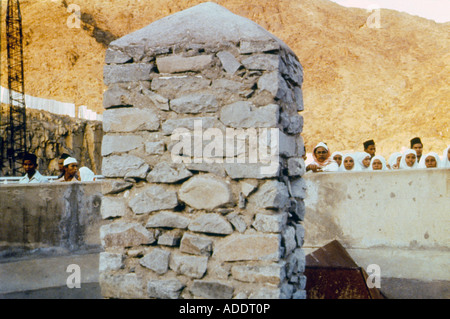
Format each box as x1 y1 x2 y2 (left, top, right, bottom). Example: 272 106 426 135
0 0 448 158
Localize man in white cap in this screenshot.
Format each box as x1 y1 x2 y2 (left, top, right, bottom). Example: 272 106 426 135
56 157 81 182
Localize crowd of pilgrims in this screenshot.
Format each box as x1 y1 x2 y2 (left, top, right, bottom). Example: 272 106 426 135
305 137 450 173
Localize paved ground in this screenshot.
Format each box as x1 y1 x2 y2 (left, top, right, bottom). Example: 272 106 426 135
0 283 102 299
0 252 102 299
1 252 448 299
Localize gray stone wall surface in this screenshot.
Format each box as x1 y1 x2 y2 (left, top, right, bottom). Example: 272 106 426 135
0 182 104 259
99 2 306 299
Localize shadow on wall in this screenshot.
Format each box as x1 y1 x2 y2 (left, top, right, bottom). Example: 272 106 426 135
0 181 105 261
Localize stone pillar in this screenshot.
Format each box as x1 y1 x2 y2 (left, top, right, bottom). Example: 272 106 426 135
99 2 306 299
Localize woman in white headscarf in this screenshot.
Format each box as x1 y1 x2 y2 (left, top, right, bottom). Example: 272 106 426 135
369 155 388 171
442 146 450 168
354 152 371 171
339 153 360 172
306 142 339 173
399 149 418 169
387 152 402 170
79 166 96 181
417 152 441 169
331 151 343 169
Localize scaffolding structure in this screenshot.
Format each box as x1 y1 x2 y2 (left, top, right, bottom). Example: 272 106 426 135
0 0 28 176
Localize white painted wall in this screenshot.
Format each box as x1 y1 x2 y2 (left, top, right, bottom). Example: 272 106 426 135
302 168 450 282
0 86 102 121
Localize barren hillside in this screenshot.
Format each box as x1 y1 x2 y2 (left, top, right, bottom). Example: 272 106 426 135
1 0 449 158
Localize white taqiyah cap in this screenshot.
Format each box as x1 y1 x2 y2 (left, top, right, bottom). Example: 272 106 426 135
63 157 78 166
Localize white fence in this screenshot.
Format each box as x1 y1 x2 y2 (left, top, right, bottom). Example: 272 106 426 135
0 86 102 121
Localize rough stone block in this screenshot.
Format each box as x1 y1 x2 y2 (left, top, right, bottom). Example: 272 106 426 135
147 279 185 299
105 48 132 64
102 180 134 195
169 253 208 278
226 212 247 233
240 181 257 197
180 233 213 256
103 107 160 133
287 157 306 177
241 54 280 71
157 230 182 246
212 78 244 92
124 163 150 180
213 234 281 262
231 263 286 285
291 198 305 221
292 248 306 274
144 141 165 155
257 71 289 100
162 116 217 135
294 86 304 111
100 222 156 248
190 280 234 299
101 134 144 156
248 287 282 299
146 211 191 229
278 131 298 158
121 45 147 62
179 175 232 210
224 162 280 179
100 273 146 299
294 223 305 247
128 184 178 215
103 86 133 108
282 226 297 255
170 94 218 114
250 180 290 209
239 40 280 54
290 177 307 199
252 212 288 233
99 252 124 272
285 54 304 86
188 214 233 235
217 51 241 74
156 54 214 73
103 85 163 109
101 196 128 219
219 101 279 128
142 89 170 111
150 75 211 99
140 248 171 274
185 162 227 177
104 63 153 85
146 161 193 183
102 154 148 178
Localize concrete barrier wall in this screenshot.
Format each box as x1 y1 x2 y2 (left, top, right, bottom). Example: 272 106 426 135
1 169 447 297
302 168 450 282
0 181 104 260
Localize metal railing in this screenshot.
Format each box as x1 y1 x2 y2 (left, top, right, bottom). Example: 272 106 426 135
0 175 104 184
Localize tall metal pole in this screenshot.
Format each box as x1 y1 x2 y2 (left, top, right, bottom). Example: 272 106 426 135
6 0 27 176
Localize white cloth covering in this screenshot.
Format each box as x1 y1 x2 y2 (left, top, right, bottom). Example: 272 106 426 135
369 155 388 170
417 152 441 169
339 153 360 172
399 149 418 169
442 146 450 168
